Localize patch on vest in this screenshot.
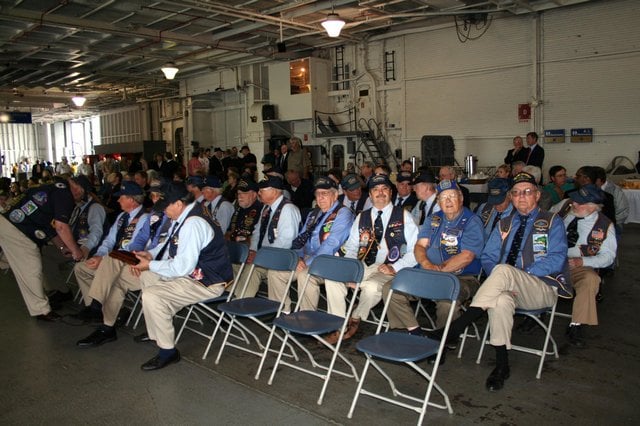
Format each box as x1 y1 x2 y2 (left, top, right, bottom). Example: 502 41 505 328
533 219 549 230
21 200 38 215
9 209 25 223
55 182 67 189
32 191 48 205
34 229 47 240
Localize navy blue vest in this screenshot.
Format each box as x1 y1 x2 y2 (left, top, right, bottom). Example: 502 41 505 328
357 206 407 264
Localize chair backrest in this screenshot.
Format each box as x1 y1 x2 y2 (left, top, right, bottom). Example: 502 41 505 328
226 241 249 265
308 255 365 283
391 268 460 302
253 247 299 271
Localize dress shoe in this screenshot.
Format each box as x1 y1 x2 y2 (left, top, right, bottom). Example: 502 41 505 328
427 350 446 366
72 307 103 324
566 324 586 348
485 365 510 391
36 311 61 322
141 350 181 371
134 332 154 344
517 317 538 335
48 290 73 304
324 318 360 345
77 328 117 348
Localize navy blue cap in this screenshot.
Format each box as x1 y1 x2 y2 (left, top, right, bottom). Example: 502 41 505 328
396 172 413 183
412 172 436 185
569 184 605 204
436 179 460 194
237 179 258 192
114 181 144 196
341 174 361 191
203 175 221 188
511 172 537 188
258 175 285 190
186 175 205 189
487 178 510 204
314 176 338 190
368 174 393 190
70 175 94 195
154 182 190 211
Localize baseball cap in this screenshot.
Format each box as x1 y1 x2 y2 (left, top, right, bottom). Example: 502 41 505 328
511 172 537 188
314 176 338 190
237 179 259 193
396 172 413 183
114 181 144 196
203 175 221 188
341 174 361 191
70 175 94 195
153 182 190 211
412 172 436 185
186 175 205 189
436 179 460 194
569 184 605 204
487 178 510 204
258 175 285 190
368 174 393 190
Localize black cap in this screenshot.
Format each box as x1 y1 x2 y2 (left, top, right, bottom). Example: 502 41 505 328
368 174 393 190
412 172 436 185
396 172 413 183
314 176 338 190
154 182 189 211
186 175 205 189
487 178 510 204
258 175 285 190
340 174 361 191
237 179 259 192
70 175 93 195
114 181 144 196
569 184 605 204
511 172 537 188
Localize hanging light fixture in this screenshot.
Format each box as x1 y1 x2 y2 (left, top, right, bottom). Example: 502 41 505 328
322 11 345 38
161 63 179 80
71 95 86 107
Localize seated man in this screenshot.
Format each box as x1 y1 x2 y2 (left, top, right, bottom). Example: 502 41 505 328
593 166 629 235
202 175 234 232
225 178 262 244
384 179 484 333
75 182 172 347
563 184 616 347
326 174 418 341
338 173 372 215
73 181 149 321
410 171 439 226
233 175 301 298
429 172 570 392
131 182 234 371
269 177 353 316
543 165 575 206
438 166 470 208
476 178 513 241
393 171 418 211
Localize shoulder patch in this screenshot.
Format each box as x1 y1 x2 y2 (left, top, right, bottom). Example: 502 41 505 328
55 182 67 189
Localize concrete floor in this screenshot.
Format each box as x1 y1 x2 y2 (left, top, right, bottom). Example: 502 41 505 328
1 225 640 425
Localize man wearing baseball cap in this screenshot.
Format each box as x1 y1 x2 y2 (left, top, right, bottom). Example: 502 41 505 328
226 178 262 244
410 171 439 226
562 184 616 348
185 175 205 204
393 171 418 211
328 174 419 342
338 173 372 215
476 178 513 241
429 172 569 392
270 176 353 316
202 175 234 232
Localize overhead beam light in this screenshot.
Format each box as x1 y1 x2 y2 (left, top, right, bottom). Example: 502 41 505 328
161 63 179 80
322 13 345 37
71 95 86 107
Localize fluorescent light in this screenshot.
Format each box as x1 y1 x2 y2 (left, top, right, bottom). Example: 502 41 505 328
71 95 86 107
322 13 345 37
161 63 179 80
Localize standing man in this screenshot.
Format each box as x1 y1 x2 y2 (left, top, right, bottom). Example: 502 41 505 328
131 183 234 371
0 178 83 320
476 178 513 241
525 131 545 170
240 145 257 173
209 148 225 180
326 174 419 342
410 171 439 226
504 136 529 166
429 172 570 392
278 143 289 173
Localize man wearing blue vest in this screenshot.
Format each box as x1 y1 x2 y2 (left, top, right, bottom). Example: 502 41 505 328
429 172 570 392
476 178 513 242
384 179 484 332
202 175 234 232
563 184 616 348
329 174 419 342
338 173 372 215
131 182 234 371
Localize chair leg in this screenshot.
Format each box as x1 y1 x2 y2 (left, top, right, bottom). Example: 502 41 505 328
476 322 490 364
174 305 194 344
347 356 373 419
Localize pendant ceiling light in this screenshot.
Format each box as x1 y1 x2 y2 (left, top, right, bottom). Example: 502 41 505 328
71 95 86 107
161 63 179 80
322 12 345 38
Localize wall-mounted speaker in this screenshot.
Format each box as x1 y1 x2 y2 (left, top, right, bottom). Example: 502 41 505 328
262 104 276 121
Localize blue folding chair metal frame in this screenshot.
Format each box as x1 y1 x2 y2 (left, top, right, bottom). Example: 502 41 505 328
263 255 365 405
348 268 460 424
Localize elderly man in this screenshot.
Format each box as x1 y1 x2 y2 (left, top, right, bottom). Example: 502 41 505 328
73 181 149 321
504 135 529 166
233 175 301 298
0 178 83 320
130 182 233 371
226 178 262 243
438 166 470 208
563 184 616 348
410 171 439 226
286 137 310 177
338 173 371 215
393 171 418 211
185 175 206 204
202 175 234 232
75 182 172 347
270 177 353 314
476 178 513 241
429 172 569 392
384 179 484 334
327 174 419 341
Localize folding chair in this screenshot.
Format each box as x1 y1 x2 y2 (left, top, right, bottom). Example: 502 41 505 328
173 241 251 355
476 290 559 379
348 269 460 424
213 247 299 364
264 255 365 405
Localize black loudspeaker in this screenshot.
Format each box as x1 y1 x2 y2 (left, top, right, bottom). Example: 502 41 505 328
276 42 286 53
262 104 276 121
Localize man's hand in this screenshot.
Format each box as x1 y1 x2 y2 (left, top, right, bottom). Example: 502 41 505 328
568 257 583 269
246 250 256 264
130 251 152 276
296 258 307 272
378 263 396 276
84 256 102 270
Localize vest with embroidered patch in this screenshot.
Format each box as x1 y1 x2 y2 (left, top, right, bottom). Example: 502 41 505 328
427 209 481 275
578 212 611 257
357 206 407 264
292 203 343 251
116 209 145 250
228 199 262 242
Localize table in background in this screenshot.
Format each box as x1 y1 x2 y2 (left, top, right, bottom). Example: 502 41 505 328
622 189 640 224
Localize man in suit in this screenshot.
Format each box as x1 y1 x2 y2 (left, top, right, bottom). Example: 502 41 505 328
504 136 529 166
525 131 545 169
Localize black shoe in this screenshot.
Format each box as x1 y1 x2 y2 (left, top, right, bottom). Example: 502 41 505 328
566 325 586 348
77 328 117 348
427 350 446 366
72 307 103 324
36 311 61 322
596 291 604 303
485 365 510 391
517 316 538 335
141 350 181 371
134 332 154 344
48 290 73 304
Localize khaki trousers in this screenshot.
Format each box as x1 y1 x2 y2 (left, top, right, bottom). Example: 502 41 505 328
233 264 267 299
85 255 141 326
140 271 225 349
569 266 600 325
0 215 50 316
268 268 326 315
384 275 480 330
74 260 99 306
470 264 556 349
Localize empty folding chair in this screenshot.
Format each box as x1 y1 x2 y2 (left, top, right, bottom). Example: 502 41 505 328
348 269 460 424
263 255 364 405
213 247 299 364
476 291 559 379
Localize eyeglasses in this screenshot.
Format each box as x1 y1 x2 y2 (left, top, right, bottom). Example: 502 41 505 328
438 193 460 201
510 188 537 198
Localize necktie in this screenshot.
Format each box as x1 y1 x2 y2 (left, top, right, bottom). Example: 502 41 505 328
491 211 503 232
365 210 384 266
257 206 272 249
156 221 180 260
69 204 82 229
506 214 529 266
350 200 356 213
566 217 582 248
396 197 403 207
115 212 130 247
418 201 426 226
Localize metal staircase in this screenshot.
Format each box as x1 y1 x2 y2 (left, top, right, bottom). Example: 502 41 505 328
357 118 398 169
